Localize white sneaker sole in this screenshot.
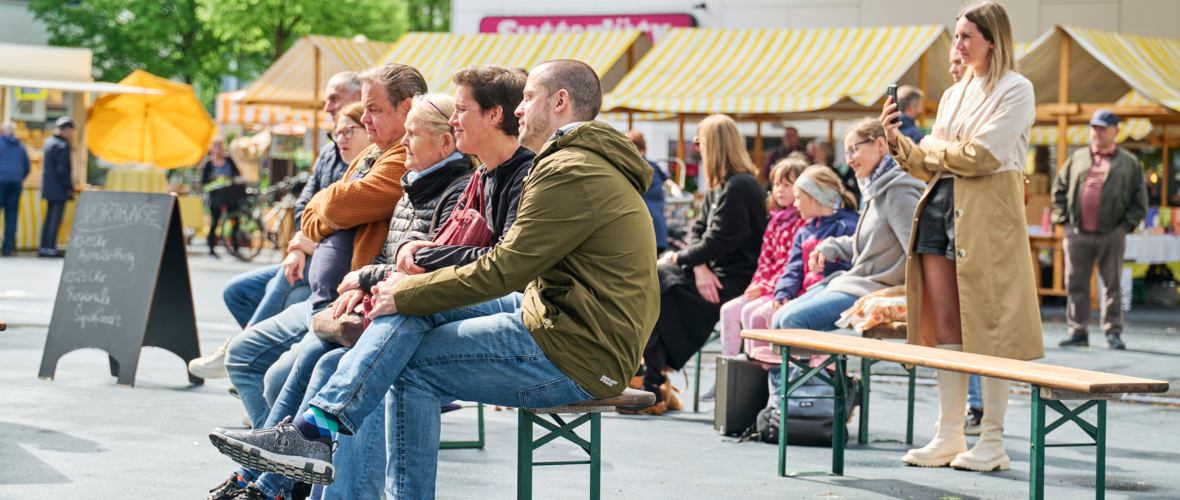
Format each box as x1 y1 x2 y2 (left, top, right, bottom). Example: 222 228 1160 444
209 431 335 485
188 361 228 379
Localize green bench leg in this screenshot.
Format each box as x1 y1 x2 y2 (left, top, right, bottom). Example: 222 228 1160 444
858 357 873 444
906 366 916 445
693 349 702 413
857 359 914 445
777 347 847 477
518 410 533 500
517 410 600 499
1029 386 1108 500
440 403 485 449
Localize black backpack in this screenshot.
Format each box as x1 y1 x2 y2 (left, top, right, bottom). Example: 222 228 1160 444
739 365 860 446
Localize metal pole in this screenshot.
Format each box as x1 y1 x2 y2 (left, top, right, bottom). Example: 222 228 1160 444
677 115 686 187
754 119 763 173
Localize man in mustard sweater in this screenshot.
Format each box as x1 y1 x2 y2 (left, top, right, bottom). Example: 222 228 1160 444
209 60 659 498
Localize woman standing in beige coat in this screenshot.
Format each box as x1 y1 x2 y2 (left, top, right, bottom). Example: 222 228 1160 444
881 1 1044 472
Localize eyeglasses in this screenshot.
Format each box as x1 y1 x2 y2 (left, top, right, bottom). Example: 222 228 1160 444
844 139 873 158
330 125 364 142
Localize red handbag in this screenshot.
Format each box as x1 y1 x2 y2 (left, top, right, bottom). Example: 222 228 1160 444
432 169 494 247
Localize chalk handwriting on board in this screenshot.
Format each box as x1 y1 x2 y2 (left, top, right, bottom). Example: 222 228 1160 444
73 201 163 232
63 219 136 327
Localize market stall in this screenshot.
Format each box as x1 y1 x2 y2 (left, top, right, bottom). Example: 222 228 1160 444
601 25 955 181
0 42 156 251
1017 25 1180 302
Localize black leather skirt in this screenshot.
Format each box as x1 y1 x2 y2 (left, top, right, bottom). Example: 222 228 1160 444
913 178 956 260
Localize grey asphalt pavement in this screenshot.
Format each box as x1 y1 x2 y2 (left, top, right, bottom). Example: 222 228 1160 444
0 252 1177 499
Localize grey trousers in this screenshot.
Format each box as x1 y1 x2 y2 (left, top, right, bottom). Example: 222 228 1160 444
1063 225 1126 338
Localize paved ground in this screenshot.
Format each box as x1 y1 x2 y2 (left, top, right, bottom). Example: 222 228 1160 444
1 251 1178 499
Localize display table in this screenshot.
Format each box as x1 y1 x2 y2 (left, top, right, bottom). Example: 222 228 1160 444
104 167 168 193
1029 229 1180 311
0 187 77 250
176 194 207 238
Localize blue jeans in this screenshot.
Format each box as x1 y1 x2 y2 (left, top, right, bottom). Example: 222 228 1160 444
968 375 983 409
223 262 312 329
771 284 859 331
225 300 322 428
245 342 385 499
308 293 593 500
0 182 20 255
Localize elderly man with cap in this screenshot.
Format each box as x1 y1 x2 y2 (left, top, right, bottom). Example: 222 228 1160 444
39 116 76 258
1052 109 1148 349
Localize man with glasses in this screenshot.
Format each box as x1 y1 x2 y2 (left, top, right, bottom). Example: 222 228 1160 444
194 72 365 379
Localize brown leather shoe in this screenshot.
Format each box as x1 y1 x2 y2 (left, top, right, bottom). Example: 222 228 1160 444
616 401 667 416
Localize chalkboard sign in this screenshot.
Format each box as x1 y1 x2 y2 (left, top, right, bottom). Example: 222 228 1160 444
38 191 203 386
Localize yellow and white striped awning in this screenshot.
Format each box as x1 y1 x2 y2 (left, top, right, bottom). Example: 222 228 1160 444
1019 26 1180 112
601 26 953 116
241 35 394 107
216 90 330 128
1028 90 1154 146
377 31 650 96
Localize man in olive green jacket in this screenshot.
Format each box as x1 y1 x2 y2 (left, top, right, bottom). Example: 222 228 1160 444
1051 110 1147 349
210 60 658 496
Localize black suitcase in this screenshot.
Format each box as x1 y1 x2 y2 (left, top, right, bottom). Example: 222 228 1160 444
714 356 769 436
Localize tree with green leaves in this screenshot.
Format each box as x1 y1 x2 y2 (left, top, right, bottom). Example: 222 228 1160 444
28 0 449 108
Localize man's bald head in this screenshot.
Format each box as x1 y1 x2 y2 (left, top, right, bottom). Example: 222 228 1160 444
530 59 602 122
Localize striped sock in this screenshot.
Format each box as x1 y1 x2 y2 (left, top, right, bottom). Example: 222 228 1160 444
293 407 341 441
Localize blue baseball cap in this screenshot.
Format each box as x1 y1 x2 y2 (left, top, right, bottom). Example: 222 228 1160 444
1089 109 1119 128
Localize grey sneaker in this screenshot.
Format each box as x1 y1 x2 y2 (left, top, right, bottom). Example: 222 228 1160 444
1106 333 1126 350
209 416 335 485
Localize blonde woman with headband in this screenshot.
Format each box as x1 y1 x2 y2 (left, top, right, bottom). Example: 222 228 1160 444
882 1 1041 472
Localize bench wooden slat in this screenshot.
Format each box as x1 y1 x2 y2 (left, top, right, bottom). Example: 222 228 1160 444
742 329 1169 394
527 388 656 414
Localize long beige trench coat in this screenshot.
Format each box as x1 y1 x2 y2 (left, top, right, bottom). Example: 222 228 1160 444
894 71 1045 361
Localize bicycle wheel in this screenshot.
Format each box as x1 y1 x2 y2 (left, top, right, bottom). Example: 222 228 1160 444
222 209 265 262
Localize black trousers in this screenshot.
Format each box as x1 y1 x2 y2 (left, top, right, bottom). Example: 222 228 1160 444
40 200 66 252
207 204 225 254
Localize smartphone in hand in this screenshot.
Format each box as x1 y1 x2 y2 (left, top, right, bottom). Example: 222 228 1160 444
886 84 900 125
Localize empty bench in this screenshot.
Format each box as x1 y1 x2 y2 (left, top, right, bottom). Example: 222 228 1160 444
741 328 1169 500
517 388 655 500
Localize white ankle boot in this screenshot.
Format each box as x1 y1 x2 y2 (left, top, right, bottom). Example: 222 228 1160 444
951 376 1011 471
902 345 968 467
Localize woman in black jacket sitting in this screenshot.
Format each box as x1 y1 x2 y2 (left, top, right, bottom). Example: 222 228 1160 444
622 114 768 415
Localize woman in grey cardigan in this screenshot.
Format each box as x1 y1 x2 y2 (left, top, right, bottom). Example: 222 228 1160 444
771 119 924 333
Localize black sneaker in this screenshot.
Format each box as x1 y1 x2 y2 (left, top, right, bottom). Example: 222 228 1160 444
1106 334 1126 350
209 416 335 485
229 484 277 500
1058 335 1089 347
205 473 247 500
964 407 983 436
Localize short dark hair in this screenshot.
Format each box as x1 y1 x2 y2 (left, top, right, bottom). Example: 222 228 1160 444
452 65 527 137
358 64 428 109
897 85 924 116
531 59 602 122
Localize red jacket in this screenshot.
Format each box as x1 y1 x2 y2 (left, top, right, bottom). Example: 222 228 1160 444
747 206 805 295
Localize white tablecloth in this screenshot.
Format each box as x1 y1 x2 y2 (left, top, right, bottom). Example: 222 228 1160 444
1124 234 1180 264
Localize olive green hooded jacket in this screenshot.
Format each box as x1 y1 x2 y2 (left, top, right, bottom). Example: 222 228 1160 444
391 121 659 399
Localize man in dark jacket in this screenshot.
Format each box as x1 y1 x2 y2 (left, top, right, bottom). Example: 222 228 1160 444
209 60 659 497
897 85 926 144
39 117 75 257
761 125 802 184
0 121 30 256
1052 110 1148 350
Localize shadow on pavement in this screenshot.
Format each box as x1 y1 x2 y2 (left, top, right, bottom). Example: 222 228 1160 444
0 423 104 485
824 477 983 499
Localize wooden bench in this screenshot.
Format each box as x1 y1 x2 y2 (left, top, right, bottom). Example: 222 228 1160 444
517 388 656 500
741 328 1169 500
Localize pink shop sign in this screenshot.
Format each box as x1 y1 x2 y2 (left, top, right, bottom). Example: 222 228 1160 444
479 14 696 42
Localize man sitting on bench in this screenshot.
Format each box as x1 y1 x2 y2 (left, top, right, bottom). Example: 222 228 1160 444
209 59 659 499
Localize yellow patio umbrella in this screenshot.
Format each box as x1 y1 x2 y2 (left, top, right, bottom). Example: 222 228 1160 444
87 69 216 169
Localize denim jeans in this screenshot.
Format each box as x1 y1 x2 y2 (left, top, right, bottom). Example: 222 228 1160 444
771 284 859 331
244 342 386 499
968 375 983 409
308 293 593 500
40 200 65 251
225 300 323 428
0 182 20 255
223 262 312 329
